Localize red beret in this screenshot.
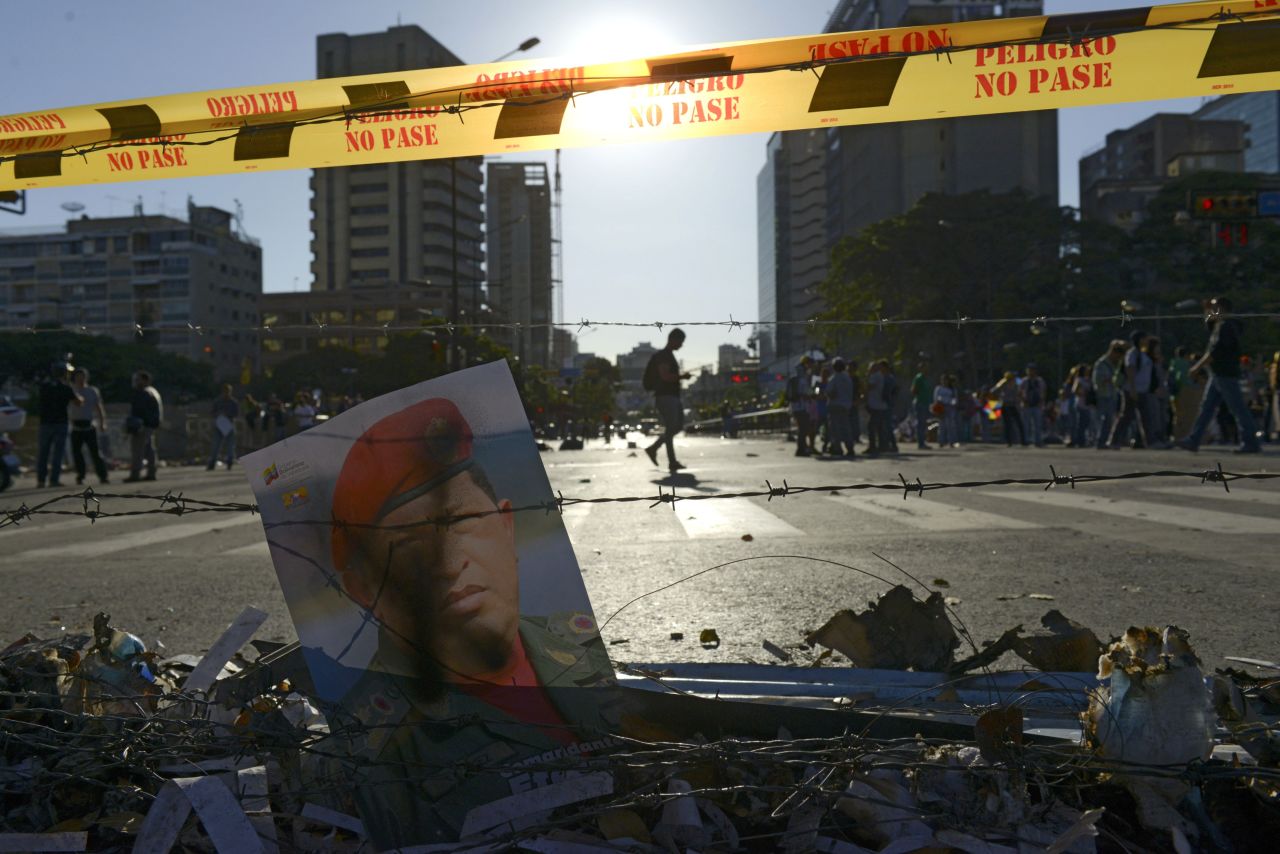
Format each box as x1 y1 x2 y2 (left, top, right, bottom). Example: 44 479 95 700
330 397 473 571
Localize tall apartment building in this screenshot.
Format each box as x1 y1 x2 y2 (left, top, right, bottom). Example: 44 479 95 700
759 0 1055 370
1193 92 1280 175
0 201 261 378
311 26 483 295
486 162 554 368
1079 113 1246 229
757 130 827 366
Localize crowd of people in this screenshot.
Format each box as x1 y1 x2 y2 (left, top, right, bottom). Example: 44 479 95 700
6 356 367 490
781 298 1277 458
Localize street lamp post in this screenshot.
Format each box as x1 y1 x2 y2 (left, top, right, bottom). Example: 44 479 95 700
449 37 540 371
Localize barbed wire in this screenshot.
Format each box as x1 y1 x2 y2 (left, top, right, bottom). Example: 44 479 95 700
0 647 1275 851
2 3 1272 170
2 463 1275 531
5 310 1280 341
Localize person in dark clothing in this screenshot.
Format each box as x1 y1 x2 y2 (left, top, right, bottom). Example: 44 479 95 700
36 358 82 488
1178 297 1262 454
125 371 163 482
643 329 691 473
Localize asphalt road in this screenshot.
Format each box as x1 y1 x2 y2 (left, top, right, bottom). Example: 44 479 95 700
2 433 1277 673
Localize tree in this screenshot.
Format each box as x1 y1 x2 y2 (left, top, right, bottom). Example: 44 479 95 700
570 356 620 426
0 330 215 405
817 190 1131 387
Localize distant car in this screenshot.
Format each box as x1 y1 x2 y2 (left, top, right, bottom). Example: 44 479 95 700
0 396 25 433
638 419 658 436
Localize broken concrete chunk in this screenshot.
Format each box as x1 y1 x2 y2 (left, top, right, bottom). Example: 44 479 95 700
806 586 958 671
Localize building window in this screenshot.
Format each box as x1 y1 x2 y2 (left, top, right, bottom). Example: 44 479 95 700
350 247 390 258
161 280 189 298
0 242 38 259
351 183 388 194
351 225 389 237
163 256 190 274
351 205 389 215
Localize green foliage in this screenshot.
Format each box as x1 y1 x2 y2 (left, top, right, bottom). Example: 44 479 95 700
255 320 524 406
0 330 215 405
569 356 620 423
817 184 1280 388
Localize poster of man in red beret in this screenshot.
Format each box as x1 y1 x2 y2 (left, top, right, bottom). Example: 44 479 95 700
242 361 620 848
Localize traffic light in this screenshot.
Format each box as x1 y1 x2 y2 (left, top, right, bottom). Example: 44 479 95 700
729 372 755 384
1191 190 1257 218
1216 222 1249 248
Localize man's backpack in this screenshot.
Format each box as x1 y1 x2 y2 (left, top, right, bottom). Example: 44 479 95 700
1024 379 1043 407
642 354 659 392
785 374 801 404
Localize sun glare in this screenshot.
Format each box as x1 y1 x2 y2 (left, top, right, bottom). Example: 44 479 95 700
564 13 685 64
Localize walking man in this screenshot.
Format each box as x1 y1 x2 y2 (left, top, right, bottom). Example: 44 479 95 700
1109 330 1150 448
826 358 856 459
1020 363 1048 447
787 357 814 457
36 357 81 488
125 371 162 483
1092 341 1124 449
1178 297 1262 454
69 368 109 485
207 384 240 470
865 361 887 455
643 328 691 472
910 364 932 450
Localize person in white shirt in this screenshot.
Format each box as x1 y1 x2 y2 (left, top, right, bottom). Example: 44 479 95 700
932 374 959 447
293 392 317 433
69 368 109 485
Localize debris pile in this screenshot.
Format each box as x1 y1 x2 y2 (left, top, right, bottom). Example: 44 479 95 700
0 601 1276 852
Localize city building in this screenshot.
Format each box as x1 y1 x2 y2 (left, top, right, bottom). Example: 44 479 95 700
0 200 261 378
759 0 1056 374
258 284 449 372
1194 91 1280 175
1079 113 1247 229
616 341 658 385
757 129 827 369
718 343 751 374
551 327 577 370
486 161 555 368
310 26 484 295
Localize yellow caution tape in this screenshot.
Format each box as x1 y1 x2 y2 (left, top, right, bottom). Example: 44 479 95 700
2 0 1279 191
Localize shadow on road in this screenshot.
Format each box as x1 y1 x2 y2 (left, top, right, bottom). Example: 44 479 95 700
650 472 720 493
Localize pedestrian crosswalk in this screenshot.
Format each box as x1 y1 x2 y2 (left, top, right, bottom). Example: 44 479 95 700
827 493 1038 532
987 489 1280 535
4 483 1277 562
11 512 260 559
560 484 1279 543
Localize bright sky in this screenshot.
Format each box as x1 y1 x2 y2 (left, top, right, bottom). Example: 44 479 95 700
3 1 1207 373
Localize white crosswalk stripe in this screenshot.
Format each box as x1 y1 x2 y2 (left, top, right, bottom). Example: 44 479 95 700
675 498 804 540
983 488 1280 535
827 494 1038 532
226 540 271 557
10 512 261 559
561 504 592 536
1140 485 1280 507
